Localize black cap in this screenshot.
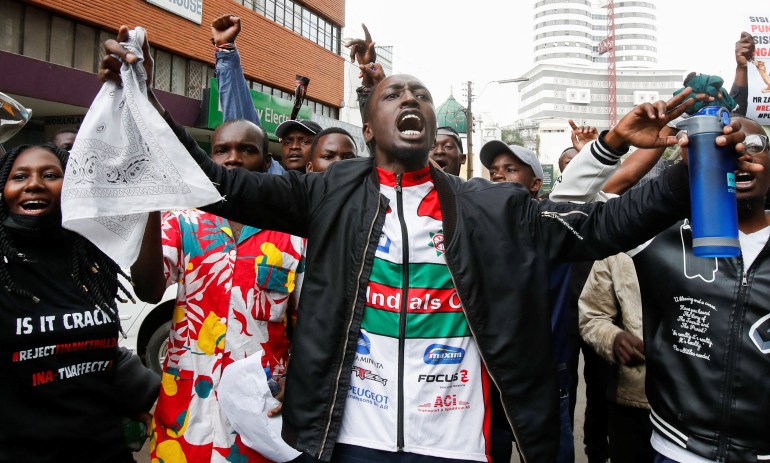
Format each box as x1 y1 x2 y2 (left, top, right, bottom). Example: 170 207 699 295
275 119 322 138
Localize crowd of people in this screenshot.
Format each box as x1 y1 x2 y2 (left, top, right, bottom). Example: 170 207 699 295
0 12 768 463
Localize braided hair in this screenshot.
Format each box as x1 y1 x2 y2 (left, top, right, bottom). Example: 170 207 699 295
0 144 134 333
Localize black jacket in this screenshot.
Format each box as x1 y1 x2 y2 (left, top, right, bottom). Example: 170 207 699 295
633 221 770 462
168 115 690 462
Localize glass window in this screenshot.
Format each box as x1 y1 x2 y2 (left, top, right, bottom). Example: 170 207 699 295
309 13 318 43
293 4 302 33
326 20 334 50
266 0 275 20
256 0 266 15
332 26 339 54
274 0 285 26
171 55 187 95
318 20 326 49
301 9 311 39
283 1 294 30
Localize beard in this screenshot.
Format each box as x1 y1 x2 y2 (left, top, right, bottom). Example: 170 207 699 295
392 146 429 167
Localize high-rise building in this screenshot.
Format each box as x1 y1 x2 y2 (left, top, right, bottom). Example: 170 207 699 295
534 0 658 68
512 0 685 169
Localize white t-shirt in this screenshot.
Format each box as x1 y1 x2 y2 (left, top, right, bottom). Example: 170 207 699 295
739 225 770 270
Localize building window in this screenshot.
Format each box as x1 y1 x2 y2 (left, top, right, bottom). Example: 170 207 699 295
237 0 341 53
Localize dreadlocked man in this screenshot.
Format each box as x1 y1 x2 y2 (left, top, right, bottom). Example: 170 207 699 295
0 143 159 463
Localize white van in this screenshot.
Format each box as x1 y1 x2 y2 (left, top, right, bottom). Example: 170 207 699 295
118 279 176 375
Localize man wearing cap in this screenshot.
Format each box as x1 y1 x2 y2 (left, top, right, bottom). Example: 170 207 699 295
480 141 577 463
430 126 467 176
275 119 323 173
480 142 543 196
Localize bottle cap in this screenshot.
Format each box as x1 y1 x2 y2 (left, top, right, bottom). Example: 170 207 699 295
676 106 730 135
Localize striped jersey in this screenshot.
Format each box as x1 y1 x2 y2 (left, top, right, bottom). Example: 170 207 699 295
336 166 491 461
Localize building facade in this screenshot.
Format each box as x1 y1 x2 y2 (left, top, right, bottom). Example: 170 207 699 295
514 0 684 170
0 0 346 147
534 0 658 68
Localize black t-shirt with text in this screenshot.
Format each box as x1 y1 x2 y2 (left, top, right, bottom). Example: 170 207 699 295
0 230 127 463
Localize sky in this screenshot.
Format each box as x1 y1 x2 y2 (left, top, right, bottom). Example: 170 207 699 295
342 0 770 127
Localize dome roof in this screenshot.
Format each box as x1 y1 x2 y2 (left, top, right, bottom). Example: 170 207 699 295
436 95 468 134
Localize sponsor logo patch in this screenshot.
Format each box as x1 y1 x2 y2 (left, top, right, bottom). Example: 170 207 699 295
429 230 445 256
423 344 465 365
347 385 389 409
417 369 469 384
417 394 470 412
352 366 388 385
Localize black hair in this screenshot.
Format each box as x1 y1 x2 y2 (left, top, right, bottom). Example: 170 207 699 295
0 143 133 331
215 119 270 166
309 127 358 159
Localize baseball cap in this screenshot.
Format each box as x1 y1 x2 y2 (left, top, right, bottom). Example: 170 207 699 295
275 119 322 138
436 126 463 153
480 140 543 180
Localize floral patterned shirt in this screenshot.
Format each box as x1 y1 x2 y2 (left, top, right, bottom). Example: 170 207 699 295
151 209 304 463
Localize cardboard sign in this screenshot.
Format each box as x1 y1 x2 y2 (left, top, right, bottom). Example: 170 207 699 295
746 15 770 123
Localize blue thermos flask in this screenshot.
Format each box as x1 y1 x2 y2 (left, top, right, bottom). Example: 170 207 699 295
676 106 739 257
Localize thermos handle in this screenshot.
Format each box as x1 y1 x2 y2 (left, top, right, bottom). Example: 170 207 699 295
717 107 730 128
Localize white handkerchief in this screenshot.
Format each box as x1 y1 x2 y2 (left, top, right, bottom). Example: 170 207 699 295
219 351 302 462
61 27 221 268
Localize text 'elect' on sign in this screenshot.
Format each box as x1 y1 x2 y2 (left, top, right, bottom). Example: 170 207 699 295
146 0 203 24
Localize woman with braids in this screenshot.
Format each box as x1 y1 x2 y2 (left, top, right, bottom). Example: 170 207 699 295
0 143 160 463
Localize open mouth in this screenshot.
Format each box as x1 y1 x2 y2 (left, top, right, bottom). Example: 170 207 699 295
20 200 49 214
735 171 756 191
397 112 424 137
432 158 448 170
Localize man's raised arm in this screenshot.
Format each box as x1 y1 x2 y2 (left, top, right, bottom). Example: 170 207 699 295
212 14 261 125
